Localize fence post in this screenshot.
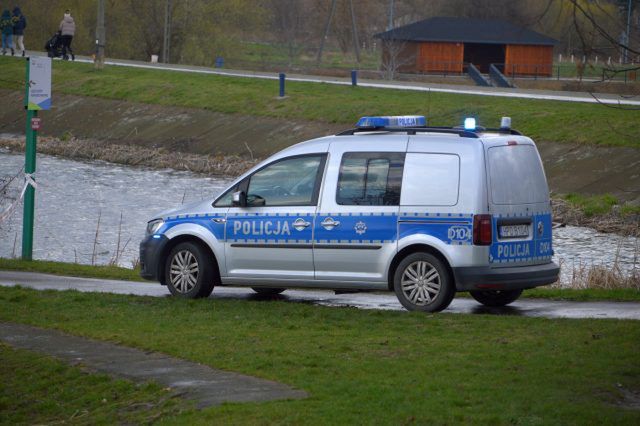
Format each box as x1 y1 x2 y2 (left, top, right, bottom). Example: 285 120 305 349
279 73 285 97
351 69 357 86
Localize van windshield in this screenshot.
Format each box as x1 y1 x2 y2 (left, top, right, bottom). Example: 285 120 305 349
488 145 549 205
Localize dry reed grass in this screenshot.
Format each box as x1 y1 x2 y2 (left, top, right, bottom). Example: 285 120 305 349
552 198 640 237
1 136 258 177
554 238 640 290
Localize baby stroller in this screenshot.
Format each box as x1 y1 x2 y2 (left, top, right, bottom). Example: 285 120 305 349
45 31 63 58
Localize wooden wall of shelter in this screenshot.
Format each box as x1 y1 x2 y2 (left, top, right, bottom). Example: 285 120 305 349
504 44 553 76
382 41 553 77
417 42 464 73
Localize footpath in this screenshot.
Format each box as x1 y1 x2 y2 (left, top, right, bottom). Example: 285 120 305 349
0 322 306 408
1 270 639 320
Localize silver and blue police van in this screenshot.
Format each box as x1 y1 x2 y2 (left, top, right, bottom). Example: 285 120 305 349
140 116 559 312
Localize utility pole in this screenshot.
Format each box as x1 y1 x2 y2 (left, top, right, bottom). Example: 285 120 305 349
388 0 395 30
317 0 337 64
624 0 632 63
349 0 360 63
163 0 172 63
95 0 105 69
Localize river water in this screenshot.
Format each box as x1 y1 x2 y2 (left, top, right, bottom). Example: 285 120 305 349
1 150 637 284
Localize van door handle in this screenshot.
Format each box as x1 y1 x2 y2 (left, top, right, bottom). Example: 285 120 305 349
293 218 311 231
212 218 226 224
321 217 340 230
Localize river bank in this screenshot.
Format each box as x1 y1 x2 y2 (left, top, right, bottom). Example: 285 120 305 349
0 135 257 176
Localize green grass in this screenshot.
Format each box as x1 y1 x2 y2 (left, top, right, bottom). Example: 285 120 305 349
0 343 187 424
2 257 639 301
229 41 380 70
0 286 639 424
1 57 638 148
0 258 143 282
563 193 640 217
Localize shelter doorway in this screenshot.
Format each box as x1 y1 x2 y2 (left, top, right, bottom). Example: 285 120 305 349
463 43 505 72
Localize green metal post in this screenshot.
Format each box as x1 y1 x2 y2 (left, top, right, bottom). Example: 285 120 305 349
22 58 37 261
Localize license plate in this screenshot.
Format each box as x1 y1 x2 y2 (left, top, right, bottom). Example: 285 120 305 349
499 224 529 238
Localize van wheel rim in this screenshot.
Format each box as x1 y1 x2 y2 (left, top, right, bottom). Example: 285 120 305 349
401 261 440 306
169 250 199 293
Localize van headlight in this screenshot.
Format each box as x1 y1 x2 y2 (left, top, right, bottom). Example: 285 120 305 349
146 219 164 235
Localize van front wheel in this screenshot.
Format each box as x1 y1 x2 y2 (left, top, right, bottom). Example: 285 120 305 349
469 289 522 307
165 242 215 298
393 252 454 312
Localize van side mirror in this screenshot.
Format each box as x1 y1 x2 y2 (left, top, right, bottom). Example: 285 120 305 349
232 191 247 207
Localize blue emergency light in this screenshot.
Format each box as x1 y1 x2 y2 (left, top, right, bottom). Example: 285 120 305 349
356 115 426 129
464 117 477 130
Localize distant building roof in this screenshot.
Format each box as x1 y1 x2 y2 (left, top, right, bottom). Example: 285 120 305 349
375 17 557 46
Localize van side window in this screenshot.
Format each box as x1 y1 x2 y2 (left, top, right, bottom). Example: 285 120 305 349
213 184 239 207
246 155 325 206
337 152 405 206
400 153 460 206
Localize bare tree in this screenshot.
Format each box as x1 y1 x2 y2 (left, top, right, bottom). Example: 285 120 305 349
380 39 416 80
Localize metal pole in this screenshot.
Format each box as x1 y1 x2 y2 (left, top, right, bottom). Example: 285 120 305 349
316 0 337 64
624 0 632 63
388 0 395 30
95 0 105 68
22 59 37 260
349 0 360 63
279 73 285 97
163 0 172 63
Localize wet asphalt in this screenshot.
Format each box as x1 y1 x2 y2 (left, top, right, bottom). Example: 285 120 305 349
1 270 639 320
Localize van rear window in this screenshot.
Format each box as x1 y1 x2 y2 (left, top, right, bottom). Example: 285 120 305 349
488 145 549 205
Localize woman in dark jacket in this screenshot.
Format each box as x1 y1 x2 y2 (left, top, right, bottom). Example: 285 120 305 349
11 7 26 57
1 10 14 56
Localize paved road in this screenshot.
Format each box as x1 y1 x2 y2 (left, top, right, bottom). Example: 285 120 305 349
1 270 639 320
8 51 640 106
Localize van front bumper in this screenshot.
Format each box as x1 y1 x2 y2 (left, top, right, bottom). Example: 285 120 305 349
453 262 560 292
139 234 169 281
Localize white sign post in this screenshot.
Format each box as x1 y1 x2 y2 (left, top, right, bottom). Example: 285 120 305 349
27 56 52 110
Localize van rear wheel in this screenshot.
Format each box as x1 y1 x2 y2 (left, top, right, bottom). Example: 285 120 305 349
470 289 522 307
165 242 215 298
394 252 454 312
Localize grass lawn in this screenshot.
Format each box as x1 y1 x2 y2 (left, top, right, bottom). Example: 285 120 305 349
0 286 638 424
562 193 640 217
2 257 640 302
0 57 638 148
0 343 187 424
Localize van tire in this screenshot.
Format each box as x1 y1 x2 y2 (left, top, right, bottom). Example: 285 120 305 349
469 289 523 307
251 287 285 295
393 252 455 312
165 242 215 298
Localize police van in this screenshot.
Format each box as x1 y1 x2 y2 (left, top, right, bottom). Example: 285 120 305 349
140 116 559 312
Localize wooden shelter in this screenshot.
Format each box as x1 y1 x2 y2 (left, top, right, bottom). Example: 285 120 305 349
375 17 557 77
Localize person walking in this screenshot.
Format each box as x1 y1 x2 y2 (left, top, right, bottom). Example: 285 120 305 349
59 9 75 60
11 7 26 57
0 9 14 56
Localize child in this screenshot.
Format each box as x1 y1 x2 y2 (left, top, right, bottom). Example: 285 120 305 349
0 10 14 56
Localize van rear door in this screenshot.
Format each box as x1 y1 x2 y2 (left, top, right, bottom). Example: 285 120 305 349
485 141 553 267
